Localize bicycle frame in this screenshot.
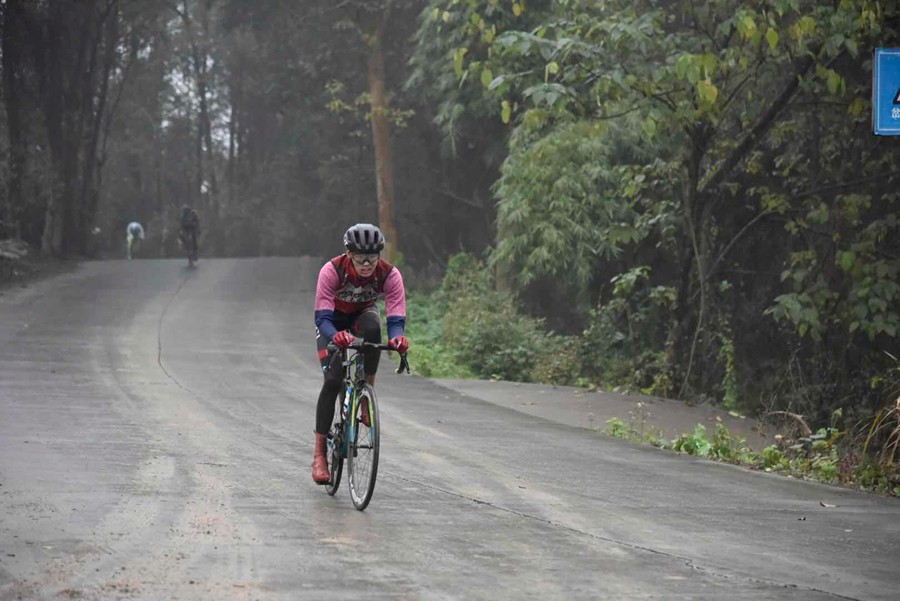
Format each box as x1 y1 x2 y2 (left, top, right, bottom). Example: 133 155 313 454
333 341 409 454
337 347 367 457
181 230 198 266
324 340 409 509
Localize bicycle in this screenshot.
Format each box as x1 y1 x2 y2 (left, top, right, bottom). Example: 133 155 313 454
180 229 199 268
323 340 410 510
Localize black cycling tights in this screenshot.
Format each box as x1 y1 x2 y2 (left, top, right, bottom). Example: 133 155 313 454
315 307 381 434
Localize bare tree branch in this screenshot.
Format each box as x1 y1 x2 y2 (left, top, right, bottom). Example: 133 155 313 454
699 54 815 197
436 187 485 211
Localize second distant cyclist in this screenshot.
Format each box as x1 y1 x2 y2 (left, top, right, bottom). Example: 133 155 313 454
179 205 200 265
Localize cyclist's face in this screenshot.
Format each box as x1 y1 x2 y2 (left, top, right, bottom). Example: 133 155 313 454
350 252 379 275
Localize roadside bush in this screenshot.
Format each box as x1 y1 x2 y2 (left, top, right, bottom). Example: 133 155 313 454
410 253 578 384
404 293 475 379
581 266 675 396
531 334 581 385
0 239 30 283
441 256 546 382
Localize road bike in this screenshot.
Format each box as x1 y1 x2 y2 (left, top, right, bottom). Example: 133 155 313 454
180 230 199 268
324 340 410 510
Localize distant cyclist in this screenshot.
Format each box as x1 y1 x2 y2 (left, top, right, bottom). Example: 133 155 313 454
125 222 144 260
310 223 410 484
179 206 200 262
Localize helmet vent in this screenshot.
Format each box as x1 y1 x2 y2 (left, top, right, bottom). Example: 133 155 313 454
344 223 385 253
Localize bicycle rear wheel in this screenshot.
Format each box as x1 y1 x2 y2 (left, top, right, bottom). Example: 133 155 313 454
347 384 379 510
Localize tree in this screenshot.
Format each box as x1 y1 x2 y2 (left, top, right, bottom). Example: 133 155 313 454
1 0 28 240
418 0 900 417
0 0 139 256
320 0 425 263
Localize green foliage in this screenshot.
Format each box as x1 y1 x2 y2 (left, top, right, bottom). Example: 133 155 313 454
672 424 713 457
581 266 675 397
408 253 580 384
491 120 671 296
778 426 844 483
719 329 739 410
761 445 788 471
853 461 893 492
604 417 630 439
603 414 667 448
440 253 575 382
415 0 900 432
710 422 755 463
768 211 900 342
531 335 581 385
54 0 471 263
445 299 542 381
609 415 899 495
416 253 900 495
404 293 476 379
325 79 416 131
671 422 756 463
410 1 900 482
670 413 895 490
861 392 900 469
407 0 556 155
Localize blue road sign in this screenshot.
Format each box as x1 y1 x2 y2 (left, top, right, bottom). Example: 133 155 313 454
873 48 900 135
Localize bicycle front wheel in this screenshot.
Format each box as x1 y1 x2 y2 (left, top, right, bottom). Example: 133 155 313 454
347 383 379 511
324 427 344 496
324 394 344 496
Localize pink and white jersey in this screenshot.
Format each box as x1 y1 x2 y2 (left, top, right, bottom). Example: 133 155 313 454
314 254 406 340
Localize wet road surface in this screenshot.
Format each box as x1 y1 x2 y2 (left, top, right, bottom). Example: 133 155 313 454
1 258 899 600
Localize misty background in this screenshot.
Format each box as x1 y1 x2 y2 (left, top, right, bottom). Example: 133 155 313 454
1 0 899 484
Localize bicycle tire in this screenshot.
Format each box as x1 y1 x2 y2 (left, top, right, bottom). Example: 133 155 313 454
347 383 379 510
186 232 198 267
324 429 343 495
324 396 344 495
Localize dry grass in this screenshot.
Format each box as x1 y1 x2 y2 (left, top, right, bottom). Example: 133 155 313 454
862 397 900 468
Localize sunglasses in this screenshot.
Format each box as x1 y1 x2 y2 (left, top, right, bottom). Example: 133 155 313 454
351 252 379 266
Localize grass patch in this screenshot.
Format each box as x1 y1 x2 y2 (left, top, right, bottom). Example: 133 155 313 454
405 253 579 384
603 408 900 497
404 292 475 379
405 253 900 498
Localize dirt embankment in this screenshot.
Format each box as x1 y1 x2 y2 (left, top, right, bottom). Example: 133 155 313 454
0 239 78 292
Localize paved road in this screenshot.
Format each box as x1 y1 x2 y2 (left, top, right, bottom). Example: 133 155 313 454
1 258 898 601
431 379 776 452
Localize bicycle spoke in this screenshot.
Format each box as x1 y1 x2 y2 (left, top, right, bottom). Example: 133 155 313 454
347 385 379 510
324 396 344 496
318 344 407 510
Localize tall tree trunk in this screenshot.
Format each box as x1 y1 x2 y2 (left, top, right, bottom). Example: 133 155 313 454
180 0 217 251
78 0 118 256
39 0 110 256
676 126 709 398
156 121 165 250
228 77 237 210
40 0 71 256
367 22 398 263
2 1 27 239
61 1 100 256
199 1 217 225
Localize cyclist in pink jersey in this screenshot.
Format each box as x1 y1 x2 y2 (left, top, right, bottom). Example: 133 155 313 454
311 223 409 484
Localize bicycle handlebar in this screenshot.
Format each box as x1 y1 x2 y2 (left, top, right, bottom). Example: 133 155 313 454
326 341 411 375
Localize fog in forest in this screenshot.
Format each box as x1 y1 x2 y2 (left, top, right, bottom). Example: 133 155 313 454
1 0 899 479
